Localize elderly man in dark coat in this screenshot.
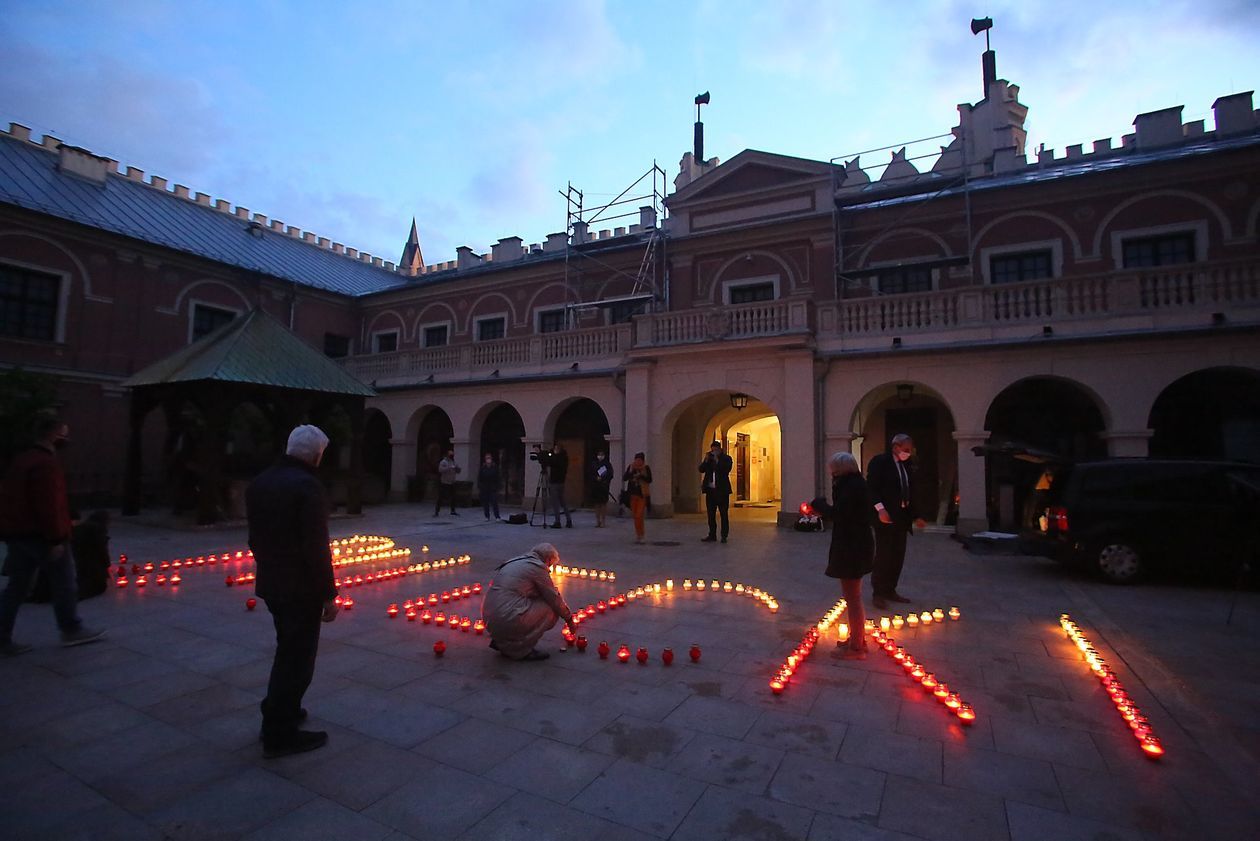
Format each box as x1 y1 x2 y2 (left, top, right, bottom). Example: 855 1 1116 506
867 433 928 609
247 424 339 758
482 543 576 661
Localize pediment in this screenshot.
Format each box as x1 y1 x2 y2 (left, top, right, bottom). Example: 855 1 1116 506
671 151 834 207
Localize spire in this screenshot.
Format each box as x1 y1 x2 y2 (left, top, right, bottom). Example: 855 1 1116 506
400 218 424 276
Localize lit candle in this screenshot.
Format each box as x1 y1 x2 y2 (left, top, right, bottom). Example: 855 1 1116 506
956 703 976 724
879 617 891 631
435 612 446 626
617 645 631 663
697 580 706 591
837 623 850 643
136 575 147 587
948 606 961 621
170 574 181 585
406 609 418 621
920 611 932 624
473 619 485 634
770 679 785 694
666 579 674 591
932 608 945 622
906 613 919 627
388 604 399 617
683 579 692 590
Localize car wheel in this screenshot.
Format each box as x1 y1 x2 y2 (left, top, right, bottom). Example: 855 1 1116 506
1096 541 1142 584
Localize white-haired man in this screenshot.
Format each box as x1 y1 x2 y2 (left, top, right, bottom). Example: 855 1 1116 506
246 424 339 758
481 542 577 661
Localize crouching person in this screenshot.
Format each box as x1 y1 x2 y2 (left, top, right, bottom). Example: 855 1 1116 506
482 543 576 662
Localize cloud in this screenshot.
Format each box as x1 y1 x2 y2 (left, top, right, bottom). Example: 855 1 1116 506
0 44 228 177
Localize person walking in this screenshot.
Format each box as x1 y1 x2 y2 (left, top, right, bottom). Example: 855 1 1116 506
812 452 875 659
434 449 460 516
623 452 652 544
698 439 733 543
866 433 927 610
482 542 577 661
0 414 105 655
546 443 573 529
247 425 340 758
478 453 501 521
591 450 614 527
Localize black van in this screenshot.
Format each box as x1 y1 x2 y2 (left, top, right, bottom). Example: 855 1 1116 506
1034 460 1260 583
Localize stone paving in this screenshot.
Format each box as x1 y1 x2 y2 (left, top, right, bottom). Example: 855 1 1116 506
2 503 1258 840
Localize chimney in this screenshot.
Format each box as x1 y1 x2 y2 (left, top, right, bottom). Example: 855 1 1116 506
1212 91 1257 136
571 220 588 244
544 232 568 253
456 245 483 270
56 145 109 185
1133 106 1184 150
639 205 657 229
491 236 524 263
7 123 32 142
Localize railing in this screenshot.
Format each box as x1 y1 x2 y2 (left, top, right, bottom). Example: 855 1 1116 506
344 260 1259 382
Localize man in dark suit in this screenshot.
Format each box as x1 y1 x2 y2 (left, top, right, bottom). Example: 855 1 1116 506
247 425 339 758
866 433 927 609
699 440 734 543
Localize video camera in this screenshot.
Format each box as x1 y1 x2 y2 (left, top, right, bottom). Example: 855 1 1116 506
529 444 555 466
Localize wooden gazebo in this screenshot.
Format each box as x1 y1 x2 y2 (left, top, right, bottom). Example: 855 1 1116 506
121 309 376 524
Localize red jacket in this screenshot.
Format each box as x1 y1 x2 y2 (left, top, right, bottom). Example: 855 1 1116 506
0 444 71 543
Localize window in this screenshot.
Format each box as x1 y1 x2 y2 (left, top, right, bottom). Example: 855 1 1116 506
537 309 567 334
990 250 1052 284
476 316 506 341
874 266 933 295
422 324 449 347
372 330 398 353
729 282 775 304
0 264 60 341
191 303 237 341
323 333 351 358
1122 232 1195 268
609 299 648 324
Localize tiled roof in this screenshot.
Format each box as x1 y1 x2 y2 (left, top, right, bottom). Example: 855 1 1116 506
123 308 375 396
0 134 410 297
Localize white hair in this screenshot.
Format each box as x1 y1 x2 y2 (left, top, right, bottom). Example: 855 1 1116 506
829 451 859 476
286 424 330 465
531 542 560 564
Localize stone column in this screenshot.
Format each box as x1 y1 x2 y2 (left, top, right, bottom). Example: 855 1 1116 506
952 430 991 536
389 436 414 502
450 437 472 507
778 350 818 526
1100 429 1153 458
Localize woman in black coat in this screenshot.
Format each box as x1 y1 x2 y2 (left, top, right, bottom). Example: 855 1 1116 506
811 452 875 659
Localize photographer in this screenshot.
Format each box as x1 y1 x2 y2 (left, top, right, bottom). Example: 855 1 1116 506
545 443 572 529
698 440 733 544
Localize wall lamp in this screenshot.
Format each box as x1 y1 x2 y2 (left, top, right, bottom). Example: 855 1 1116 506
729 392 750 411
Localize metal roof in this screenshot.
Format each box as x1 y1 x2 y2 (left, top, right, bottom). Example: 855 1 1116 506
123 308 375 396
0 135 411 297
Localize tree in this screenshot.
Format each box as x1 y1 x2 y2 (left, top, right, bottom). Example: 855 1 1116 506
0 367 61 471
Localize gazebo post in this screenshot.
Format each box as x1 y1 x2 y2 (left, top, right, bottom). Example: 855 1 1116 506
346 397 365 515
122 388 152 515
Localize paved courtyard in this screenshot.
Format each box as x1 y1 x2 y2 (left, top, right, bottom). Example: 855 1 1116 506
2 503 1258 840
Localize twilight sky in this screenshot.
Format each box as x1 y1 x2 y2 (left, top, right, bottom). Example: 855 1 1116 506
2 0 1257 267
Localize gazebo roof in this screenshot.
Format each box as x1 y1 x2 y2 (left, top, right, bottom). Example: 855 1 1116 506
123 308 375 397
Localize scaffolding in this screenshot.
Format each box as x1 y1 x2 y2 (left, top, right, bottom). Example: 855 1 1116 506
559 162 670 327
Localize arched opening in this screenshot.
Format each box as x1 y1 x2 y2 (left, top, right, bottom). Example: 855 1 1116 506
984 377 1106 530
670 391 781 524
851 383 957 525
480 403 526 504
1149 367 1260 463
415 408 454 502
551 398 612 506
363 409 393 504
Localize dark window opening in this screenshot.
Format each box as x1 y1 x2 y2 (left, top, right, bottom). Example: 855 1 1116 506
323 333 351 358
423 325 449 347
538 309 567 333
729 282 775 304
990 250 1053 284
873 266 933 295
373 331 398 353
192 304 237 341
609 300 648 324
1122 232 1195 268
477 317 506 341
0 264 60 341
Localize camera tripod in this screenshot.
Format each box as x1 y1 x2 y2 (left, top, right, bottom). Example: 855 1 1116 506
528 468 551 527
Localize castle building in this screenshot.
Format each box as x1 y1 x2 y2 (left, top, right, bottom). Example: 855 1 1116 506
2 53 1258 532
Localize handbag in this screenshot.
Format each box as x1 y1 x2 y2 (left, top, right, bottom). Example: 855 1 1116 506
618 488 631 507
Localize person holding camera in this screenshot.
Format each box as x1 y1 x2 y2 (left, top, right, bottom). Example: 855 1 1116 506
545 443 573 529
623 452 652 544
698 439 733 544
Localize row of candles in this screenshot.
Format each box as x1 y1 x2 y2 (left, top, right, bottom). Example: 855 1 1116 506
555 579 705 666
388 582 485 620
867 626 976 724
770 598 846 693
680 579 780 613
1059 614 1164 759
549 565 617 582
333 555 470 589
114 534 427 580
874 607 960 631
